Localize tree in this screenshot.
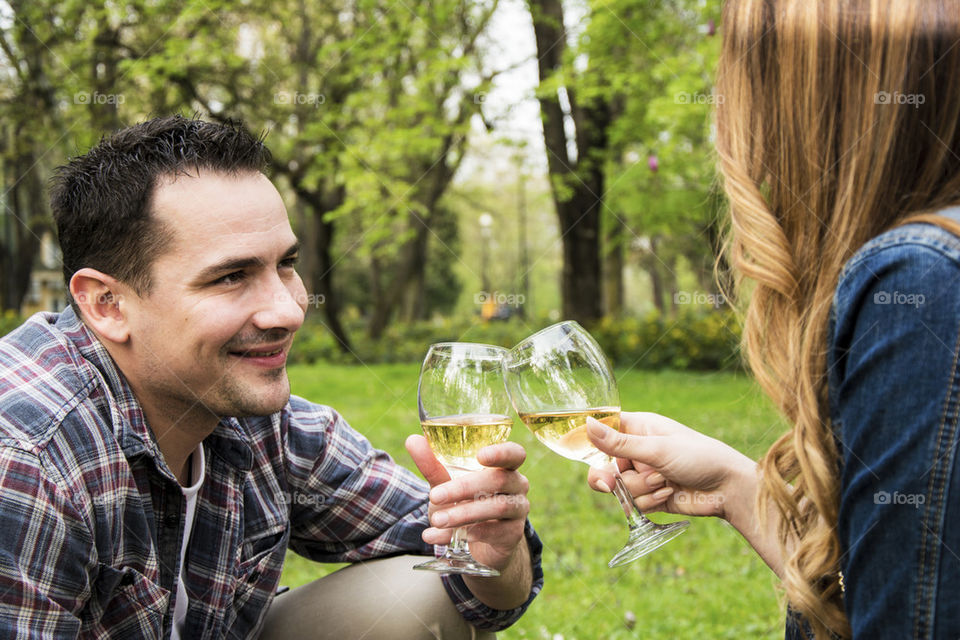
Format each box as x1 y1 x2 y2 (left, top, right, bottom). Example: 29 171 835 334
600 1 723 314
529 0 608 325
328 0 500 339
68 0 497 346
528 0 722 320
0 0 81 311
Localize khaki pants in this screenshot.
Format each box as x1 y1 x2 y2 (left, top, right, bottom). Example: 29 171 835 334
258 555 497 640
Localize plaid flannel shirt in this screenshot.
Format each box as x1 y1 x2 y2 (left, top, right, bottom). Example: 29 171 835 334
0 309 543 638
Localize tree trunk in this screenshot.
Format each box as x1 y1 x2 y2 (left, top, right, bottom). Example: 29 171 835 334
603 212 626 317
294 201 316 294
557 194 604 323
400 224 429 322
400 259 427 322
515 159 530 318
368 129 460 334
640 237 667 316
289 180 353 353
2 147 45 312
90 27 122 133
0 9 61 313
530 0 608 326
14 151 44 308
367 214 430 339
312 210 353 352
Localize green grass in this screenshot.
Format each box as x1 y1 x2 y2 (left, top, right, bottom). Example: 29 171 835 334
281 364 788 639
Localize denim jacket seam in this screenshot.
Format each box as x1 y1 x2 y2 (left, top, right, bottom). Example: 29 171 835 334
913 319 960 639
840 234 960 286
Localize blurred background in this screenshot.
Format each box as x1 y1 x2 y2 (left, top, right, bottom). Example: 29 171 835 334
0 0 735 372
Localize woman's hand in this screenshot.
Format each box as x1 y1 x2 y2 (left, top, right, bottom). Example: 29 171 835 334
586 411 757 520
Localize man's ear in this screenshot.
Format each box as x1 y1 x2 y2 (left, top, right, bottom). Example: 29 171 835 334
69 268 132 344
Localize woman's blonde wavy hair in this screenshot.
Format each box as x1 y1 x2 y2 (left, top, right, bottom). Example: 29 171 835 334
714 0 960 637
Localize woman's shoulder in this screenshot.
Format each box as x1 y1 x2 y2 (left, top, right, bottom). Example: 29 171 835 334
840 205 960 280
835 205 960 304
830 205 960 359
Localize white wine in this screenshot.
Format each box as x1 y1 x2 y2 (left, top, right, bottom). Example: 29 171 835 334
421 414 513 476
519 407 620 468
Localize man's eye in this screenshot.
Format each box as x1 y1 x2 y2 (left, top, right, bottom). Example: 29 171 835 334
280 256 299 269
215 271 246 285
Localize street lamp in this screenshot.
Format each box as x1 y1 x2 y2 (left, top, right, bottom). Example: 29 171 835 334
479 213 493 294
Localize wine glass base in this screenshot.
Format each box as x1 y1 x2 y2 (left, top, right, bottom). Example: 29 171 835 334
608 520 690 567
413 554 501 577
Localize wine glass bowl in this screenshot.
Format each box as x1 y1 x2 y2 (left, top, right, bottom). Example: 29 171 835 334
415 342 513 576
420 414 512 477
518 407 620 469
503 321 688 566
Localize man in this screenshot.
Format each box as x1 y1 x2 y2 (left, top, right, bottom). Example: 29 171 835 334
0 115 542 639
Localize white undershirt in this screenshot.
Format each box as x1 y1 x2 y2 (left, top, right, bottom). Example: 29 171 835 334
171 444 206 640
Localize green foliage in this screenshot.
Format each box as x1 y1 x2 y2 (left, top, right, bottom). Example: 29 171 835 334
593 311 742 370
0 312 24 338
520 0 728 318
0 309 742 371
1 0 494 329
288 315 538 365
287 311 742 370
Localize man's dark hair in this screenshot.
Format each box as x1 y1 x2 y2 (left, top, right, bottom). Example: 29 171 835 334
51 115 271 307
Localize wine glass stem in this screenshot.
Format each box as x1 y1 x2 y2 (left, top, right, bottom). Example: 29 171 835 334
612 472 655 532
449 526 470 553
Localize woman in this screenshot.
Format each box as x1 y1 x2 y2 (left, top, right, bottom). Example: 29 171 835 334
588 1 960 638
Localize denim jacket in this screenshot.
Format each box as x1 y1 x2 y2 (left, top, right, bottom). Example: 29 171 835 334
787 205 960 638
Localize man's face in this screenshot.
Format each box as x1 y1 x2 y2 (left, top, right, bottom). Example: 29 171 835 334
120 170 307 424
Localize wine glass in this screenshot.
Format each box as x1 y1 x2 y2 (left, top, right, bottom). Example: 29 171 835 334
414 342 513 576
503 321 688 566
